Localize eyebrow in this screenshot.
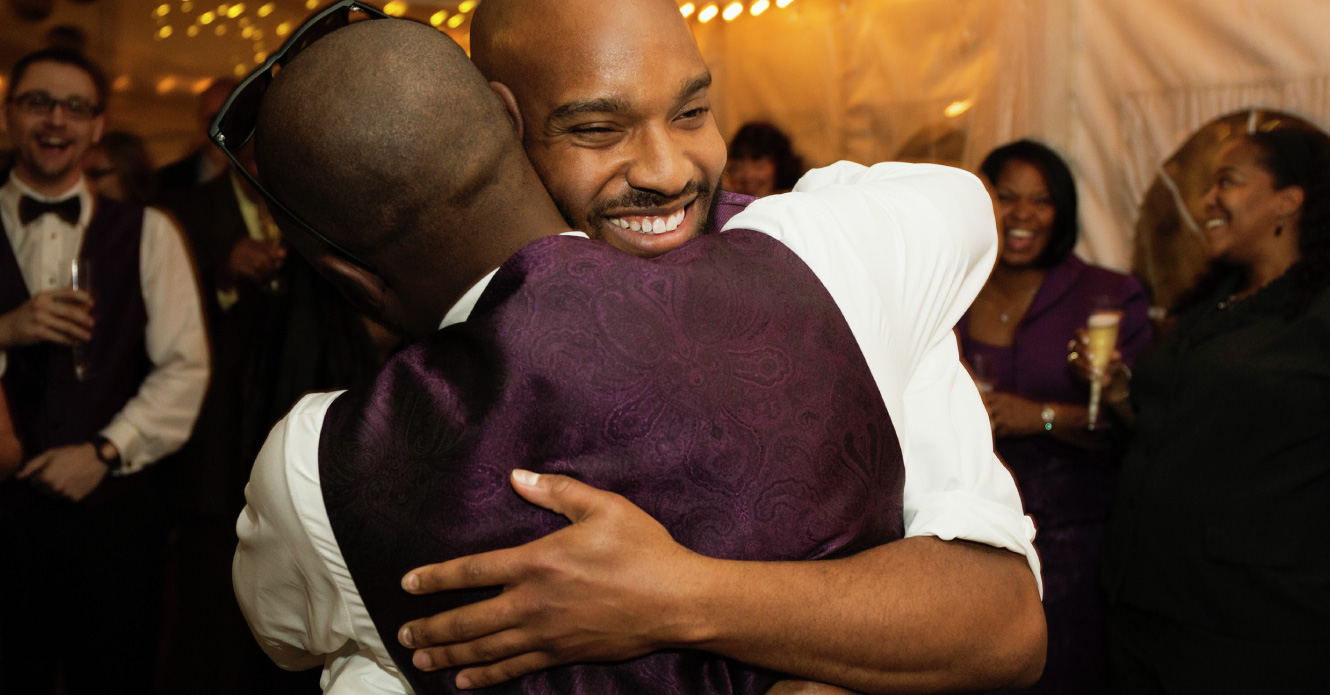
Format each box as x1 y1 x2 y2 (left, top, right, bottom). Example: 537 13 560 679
546 71 714 123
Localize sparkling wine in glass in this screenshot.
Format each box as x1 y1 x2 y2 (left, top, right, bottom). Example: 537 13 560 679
1085 309 1121 430
66 258 91 382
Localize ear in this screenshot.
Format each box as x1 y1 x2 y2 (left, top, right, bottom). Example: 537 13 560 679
1277 184 1305 218
90 113 106 145
318 254 389 318
490 81 524 142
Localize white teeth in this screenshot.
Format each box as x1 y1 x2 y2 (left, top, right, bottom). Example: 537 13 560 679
1007 228 1034 239
607 207 689 236
1206 218 1226 229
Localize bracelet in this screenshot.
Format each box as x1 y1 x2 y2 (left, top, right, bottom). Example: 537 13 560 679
89 435 122 473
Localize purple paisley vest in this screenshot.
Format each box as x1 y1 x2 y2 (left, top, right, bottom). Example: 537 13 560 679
320 229 904 694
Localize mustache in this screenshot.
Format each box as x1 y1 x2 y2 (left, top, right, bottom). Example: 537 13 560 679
592 178 712 216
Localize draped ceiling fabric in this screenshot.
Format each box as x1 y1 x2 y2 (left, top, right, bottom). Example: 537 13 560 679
697 0 1330 275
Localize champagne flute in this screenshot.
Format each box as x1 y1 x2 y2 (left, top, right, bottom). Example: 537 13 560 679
66 257 92 382
1084 308 1121 431
970 353 997 396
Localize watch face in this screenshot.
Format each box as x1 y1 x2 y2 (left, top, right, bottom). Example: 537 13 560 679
1040 406 1055 423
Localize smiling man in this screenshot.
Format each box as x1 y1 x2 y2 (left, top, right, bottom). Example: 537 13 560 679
0 48 209 693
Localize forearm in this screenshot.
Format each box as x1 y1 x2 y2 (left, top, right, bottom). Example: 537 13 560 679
1045 403 1098 448
677 537 1045 694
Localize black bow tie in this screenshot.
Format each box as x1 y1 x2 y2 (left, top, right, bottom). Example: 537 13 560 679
19 195 81 226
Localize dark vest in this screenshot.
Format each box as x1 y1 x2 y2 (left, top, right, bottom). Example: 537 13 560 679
712 190 756 233
320 230 906 694
0 198 151 502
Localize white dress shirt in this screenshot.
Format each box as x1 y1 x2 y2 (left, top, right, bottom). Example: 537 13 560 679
0 173 210 472
234 162 1041 694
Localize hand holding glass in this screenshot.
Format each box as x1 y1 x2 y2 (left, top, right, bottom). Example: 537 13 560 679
65 258 91 381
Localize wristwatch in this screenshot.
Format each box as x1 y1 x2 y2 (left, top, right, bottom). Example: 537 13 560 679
89 435 122 474
1039 404 1056 432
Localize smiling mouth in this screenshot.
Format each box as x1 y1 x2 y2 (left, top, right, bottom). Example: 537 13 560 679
605 204 689 236
1205 218 1227 229
37 136 73 152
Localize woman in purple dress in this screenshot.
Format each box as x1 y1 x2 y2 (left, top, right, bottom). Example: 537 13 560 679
958 140 1152 694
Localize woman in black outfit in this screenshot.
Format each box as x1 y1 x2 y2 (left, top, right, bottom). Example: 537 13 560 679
1085 127 1330 694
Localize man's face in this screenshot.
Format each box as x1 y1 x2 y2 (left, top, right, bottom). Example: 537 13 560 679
510 10 728 258
2 61 105 192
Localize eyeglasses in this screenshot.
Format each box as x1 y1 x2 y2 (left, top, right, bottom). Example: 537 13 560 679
209 0 391 273
7 91 103 120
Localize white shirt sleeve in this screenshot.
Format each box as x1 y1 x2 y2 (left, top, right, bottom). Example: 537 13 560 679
724 161 1041 593
233 390 413 694
99 208 211 472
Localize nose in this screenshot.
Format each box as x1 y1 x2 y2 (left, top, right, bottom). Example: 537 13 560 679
45 102 68 127
1200 184 1219 212
624 124 692 197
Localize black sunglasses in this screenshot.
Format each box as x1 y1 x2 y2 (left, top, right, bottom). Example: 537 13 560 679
209 0 391 272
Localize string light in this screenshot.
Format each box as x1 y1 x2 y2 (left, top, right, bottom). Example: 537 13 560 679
198 10 215 24
305 0 318 10
679 2 695 17
191 78 214 94
156 77 177 94
155 3 170 16
226 3 245 18
750 0 768 15
234 64 247 77
722 1 741 20
112 75 131 91
157 25 173 38
180 1 192 11
276 21 291 36
383 0 407 16
257 2 275 16
430 9 447 26
457 0 476 12
775 0 793 7
446 12 464 27
698 3 718 22
241 25 254 37
214 23 227 35
944 99 973 118
254 52 268 64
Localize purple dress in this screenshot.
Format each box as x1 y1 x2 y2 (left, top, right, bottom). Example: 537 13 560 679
958 255 1152 695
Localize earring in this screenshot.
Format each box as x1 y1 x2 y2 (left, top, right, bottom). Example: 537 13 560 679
1276 218 1285 237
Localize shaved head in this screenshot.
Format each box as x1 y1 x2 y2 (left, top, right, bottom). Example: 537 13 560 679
471 0 727 258
254 18 564 337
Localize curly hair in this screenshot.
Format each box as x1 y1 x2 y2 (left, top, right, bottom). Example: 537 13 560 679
979 139 1080 269
728 121 805 192
1173 128 1330 317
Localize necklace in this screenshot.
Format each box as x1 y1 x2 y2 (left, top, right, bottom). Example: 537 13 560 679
999 312 1012 324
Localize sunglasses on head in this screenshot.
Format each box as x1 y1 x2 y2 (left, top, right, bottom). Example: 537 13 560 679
209 0 391 272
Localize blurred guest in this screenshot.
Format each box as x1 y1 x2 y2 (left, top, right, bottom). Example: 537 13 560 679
958 139 1151 694
156 78 235 195
83 130 156 204
1091 128 1330 694
0 48 208 694
725 121 804 198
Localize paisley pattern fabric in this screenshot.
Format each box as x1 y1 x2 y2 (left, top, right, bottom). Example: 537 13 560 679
320 229 905 694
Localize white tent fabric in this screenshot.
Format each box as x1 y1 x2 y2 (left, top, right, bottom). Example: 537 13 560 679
695 0 1330 272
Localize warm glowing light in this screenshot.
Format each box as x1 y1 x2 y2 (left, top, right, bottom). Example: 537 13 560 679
698 3 718 21
257 2 274 16
191 78 214 94
199 10 215 23
276 21 291 35
457 0 476 11
111 75 131 91
241 25 253 37
226 3 244 17
679 2 695 17
722 1 741 20
234 64 247 77
252 29 263 39
775 0 793 6
217 3 228 13
254 40 266 52
214 23 227 34
181 0 192 10
238 16 250 26
446 12 464 27
750 0 768 15
155 25 173 38
383 0 406 15
156 77 177 94
944 99 973 118
254 52 268 64
185 24 199 36
429 9 447 25
305 0 318 9
155 3 170 16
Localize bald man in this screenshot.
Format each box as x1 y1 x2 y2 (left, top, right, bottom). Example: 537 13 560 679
392 0 1045 692
231 9 1041 695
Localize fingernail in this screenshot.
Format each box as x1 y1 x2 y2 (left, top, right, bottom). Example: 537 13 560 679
455 674 472 689
399 626 413 647
414 650 433 670
512 469 539 486
402 572 419 591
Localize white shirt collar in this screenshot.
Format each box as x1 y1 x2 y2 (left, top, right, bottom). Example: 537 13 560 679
437 231 589 330
2 172 94 229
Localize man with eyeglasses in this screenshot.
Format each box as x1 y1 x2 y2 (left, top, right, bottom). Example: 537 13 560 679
0 48 209 694
228 6 1042 695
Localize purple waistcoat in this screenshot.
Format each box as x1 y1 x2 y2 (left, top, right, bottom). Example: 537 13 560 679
0 197 152 507
320 229 905 694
